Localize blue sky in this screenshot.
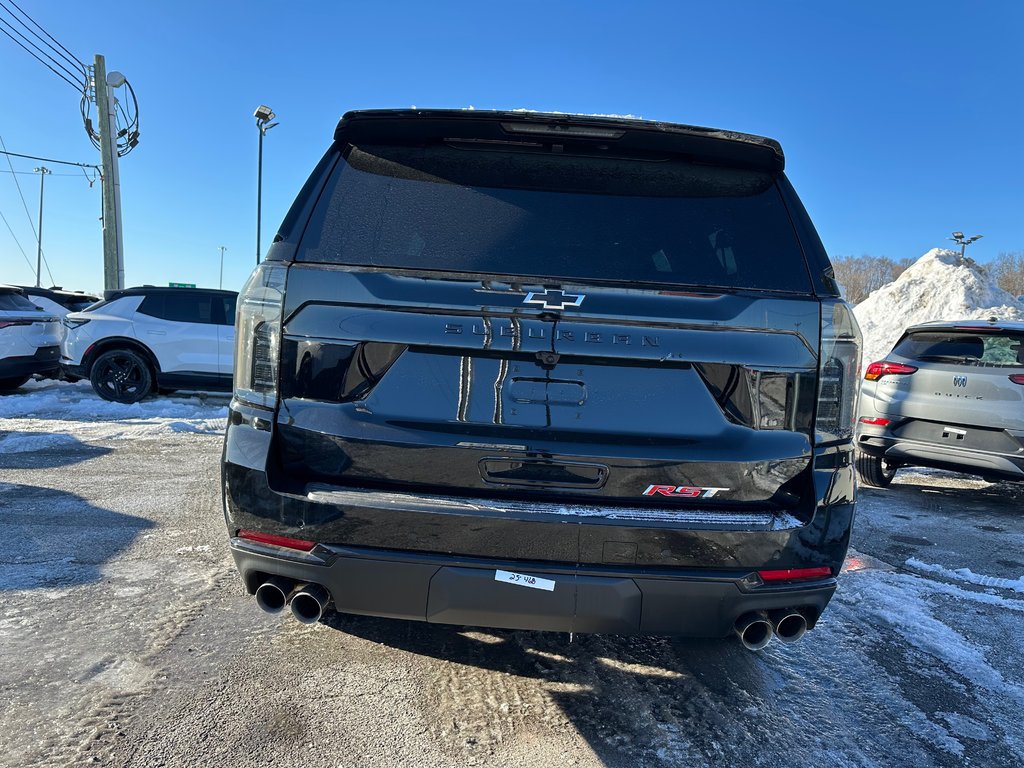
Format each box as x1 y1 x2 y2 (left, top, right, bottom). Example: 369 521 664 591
1 1 1021 294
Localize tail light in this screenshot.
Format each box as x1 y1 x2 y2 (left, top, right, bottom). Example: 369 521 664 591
237 529 316 552
1009 375 1024 385
234 262 287 408
815 300 862 444
0 319 32 330
859 416 891 426
864 361 918 381
758 566 832 583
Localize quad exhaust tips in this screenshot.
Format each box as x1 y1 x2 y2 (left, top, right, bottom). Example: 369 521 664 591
735 608 811 650
734 611 773 651
254 578 331 625
290 583 330 625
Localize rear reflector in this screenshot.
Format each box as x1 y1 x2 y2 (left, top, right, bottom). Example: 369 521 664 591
237 529 316 552
864 361 918 381
758 567 832 583
859 416 892 426
1009 375 1024 385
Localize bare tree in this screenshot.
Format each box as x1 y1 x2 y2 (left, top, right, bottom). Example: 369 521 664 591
831 255 914 304
991 251 1024 299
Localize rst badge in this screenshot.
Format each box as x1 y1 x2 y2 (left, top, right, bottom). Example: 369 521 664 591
643 484 729 499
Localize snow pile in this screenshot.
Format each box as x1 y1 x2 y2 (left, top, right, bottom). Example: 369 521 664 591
0 379 227 449
854 248 1024 364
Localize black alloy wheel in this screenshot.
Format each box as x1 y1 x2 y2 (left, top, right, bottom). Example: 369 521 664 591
90 349 153 404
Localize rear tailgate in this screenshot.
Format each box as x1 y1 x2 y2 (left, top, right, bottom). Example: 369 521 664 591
276 267 820 509
871 327 1024 445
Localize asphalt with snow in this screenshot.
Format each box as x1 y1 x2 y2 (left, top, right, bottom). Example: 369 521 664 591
2 380 1023 768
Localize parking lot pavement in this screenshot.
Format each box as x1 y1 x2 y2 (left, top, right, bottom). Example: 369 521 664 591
2 418 1023 767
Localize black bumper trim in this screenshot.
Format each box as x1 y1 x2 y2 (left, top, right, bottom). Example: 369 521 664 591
229 539 836 637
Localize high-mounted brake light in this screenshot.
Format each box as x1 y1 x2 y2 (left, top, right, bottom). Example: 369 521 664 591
237 529 316 552
758 566 832 583
500 121 625 139
864 361 918 381
1009 374 1024 385
859 416 891 426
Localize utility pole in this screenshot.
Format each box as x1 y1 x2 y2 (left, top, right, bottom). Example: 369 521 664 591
94 55 125 291
219 246 227 289
32 166 50 288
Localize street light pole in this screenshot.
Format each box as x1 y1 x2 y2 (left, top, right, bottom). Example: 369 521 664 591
33 166 51 288
949 231 983 259
219 245 227 290
254 105 278 266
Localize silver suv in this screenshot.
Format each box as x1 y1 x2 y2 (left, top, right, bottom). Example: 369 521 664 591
855 319 1024 486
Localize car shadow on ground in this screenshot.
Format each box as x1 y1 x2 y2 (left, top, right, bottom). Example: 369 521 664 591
0 483 154 591
325 611 774 765
0 431 113 470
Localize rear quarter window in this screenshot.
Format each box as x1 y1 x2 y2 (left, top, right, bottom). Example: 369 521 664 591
297 143 813 293
0 291 40 311
894 331 1024 367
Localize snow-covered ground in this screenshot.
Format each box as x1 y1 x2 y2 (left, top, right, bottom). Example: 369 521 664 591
853 248 1024 364
0 378 227 451
2 381 1024 767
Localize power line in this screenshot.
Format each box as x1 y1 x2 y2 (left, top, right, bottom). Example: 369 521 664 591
0 134 54 284
0 9 84 86
0 148 99 170
0 22 81 91
0 169 92 177
0 204 36 274
0 0 87 77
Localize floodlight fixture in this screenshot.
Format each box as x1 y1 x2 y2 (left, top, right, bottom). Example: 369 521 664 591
254 105 275 123
949 231 983 259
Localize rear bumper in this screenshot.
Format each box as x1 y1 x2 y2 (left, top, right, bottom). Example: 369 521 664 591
224 399 855 635
229 536 836 636
0 345 60 378
857 431 1024 481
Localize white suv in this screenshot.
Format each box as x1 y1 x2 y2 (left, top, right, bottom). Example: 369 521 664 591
0 284 61 391
62 286 237 403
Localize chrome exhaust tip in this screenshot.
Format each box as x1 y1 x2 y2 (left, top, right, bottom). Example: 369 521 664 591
254 576 292 615
770 609 809 643
734 611 773 651
290 583 330 625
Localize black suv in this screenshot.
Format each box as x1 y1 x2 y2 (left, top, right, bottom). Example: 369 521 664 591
223 110 861 650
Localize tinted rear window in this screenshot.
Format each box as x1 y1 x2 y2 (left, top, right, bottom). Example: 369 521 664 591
137 293 214 324
297 144 812 292
894 331 1024 367
0 291 40 311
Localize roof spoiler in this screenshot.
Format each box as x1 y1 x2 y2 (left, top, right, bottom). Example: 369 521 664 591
334 109 785 171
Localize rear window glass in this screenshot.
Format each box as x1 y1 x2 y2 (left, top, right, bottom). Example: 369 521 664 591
0 291 40 311
297 144 812 292
137 293 214 324
894 331 1024 367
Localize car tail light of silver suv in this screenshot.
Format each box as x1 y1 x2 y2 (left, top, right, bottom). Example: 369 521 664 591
234 262 286 409
815 300 862 445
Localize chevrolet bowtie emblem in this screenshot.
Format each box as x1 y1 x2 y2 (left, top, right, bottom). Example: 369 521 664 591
523 289 585 310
